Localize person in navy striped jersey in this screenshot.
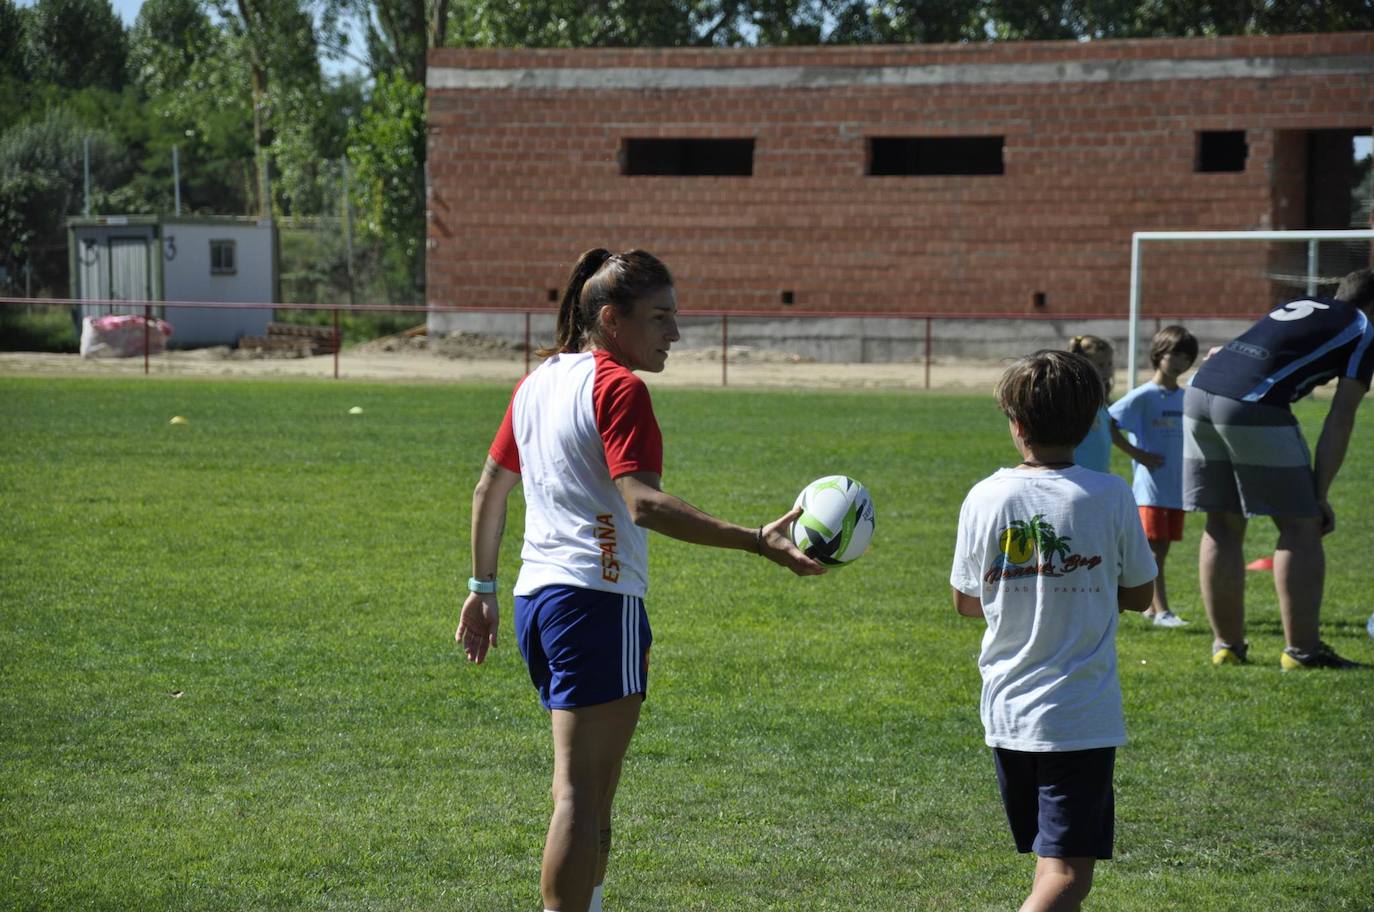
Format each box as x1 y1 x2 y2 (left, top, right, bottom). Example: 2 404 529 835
1184 269 1374 670
457 248 824 912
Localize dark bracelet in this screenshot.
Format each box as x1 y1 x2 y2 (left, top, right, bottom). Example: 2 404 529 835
755 526 764 555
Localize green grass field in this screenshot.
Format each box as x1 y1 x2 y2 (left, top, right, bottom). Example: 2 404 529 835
2 376 1371 911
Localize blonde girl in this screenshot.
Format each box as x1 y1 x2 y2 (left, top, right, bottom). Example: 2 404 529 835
1067 335 1155 473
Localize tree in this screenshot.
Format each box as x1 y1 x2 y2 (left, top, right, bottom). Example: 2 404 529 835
1251 0 1374 34
0 0 31 131
324 0 457 302
824 0 985 43
208 0 325 216
980 0 1374 40
21 0 128 91
0 0 26 81
0 108 123 294
358 0 432 84
128 0 257 216
127 0 219 93
438 0 733 48
345 71 426 302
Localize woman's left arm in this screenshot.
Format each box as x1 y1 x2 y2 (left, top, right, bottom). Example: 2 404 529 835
457 457 522 663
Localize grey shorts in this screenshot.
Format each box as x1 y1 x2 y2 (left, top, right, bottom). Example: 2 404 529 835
1182 387 1319 518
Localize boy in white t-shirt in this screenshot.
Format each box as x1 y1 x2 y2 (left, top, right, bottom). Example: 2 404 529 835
1109 325 1198 628
951 350 1157 912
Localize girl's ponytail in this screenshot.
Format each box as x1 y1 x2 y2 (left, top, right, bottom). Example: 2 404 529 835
540 248 612 357
1068 334 1112 357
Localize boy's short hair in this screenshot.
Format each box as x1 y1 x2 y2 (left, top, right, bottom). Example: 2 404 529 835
1149 325 1199 368
996 350 1103 448
1335 269 1374 311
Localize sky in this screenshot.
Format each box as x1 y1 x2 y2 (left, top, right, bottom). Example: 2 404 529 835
11 0 144 25
111 0 140 25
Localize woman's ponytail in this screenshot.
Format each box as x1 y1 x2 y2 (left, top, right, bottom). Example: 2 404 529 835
537 247 673 359
540 248 612 357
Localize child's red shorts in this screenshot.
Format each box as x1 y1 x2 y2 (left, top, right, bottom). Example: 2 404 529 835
1139 506 1185 542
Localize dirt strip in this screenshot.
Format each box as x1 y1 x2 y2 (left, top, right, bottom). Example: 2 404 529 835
0 349 1017 391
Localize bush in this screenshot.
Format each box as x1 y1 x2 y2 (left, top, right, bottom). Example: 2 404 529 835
0 304 79 352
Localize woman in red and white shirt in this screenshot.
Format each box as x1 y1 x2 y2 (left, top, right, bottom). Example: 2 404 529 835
457 249 823 912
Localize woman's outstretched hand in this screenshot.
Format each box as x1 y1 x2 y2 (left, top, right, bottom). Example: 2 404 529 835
759 507 828 576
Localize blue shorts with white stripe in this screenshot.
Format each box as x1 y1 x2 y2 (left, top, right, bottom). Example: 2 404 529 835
515 585 652 710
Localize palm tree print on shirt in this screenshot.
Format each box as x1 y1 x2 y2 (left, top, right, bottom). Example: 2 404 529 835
999 514 1071 567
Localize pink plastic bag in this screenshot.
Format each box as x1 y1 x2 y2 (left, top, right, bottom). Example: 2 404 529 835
79 315 174 358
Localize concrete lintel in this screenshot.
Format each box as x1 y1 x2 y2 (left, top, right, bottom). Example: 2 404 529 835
429 54 1374 92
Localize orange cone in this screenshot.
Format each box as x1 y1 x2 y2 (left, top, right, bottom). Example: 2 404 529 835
1246 556 1274 571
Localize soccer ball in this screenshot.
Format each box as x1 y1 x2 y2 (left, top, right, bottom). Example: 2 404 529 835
790 475 875 566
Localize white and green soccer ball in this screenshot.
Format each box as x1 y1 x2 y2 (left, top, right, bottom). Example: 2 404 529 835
790 475 875 566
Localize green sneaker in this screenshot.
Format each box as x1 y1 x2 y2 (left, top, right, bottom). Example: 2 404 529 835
1280 642 1363 671
1212 642 1249 666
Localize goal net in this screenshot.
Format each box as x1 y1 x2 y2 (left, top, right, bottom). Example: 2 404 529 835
1127 229 1374 383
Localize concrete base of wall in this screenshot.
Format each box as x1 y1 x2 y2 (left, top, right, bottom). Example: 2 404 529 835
429 311 1255 367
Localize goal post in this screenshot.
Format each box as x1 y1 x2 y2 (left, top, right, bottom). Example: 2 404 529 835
1127 229 1374 384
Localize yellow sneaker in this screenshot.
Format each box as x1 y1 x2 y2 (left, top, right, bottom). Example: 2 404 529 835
1212 643 1249 666
1280 642 1362 671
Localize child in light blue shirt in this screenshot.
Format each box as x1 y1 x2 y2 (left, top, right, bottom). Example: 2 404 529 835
1109 325 1199 627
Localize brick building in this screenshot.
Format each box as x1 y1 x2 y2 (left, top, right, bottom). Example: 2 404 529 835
425 34 1373 356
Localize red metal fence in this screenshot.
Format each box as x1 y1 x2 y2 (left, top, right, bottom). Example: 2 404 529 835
2 295 1243 388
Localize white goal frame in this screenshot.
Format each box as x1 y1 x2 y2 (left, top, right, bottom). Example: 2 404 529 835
1127 229 1374 383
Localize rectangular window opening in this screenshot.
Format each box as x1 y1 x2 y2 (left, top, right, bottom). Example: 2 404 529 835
867 136 1004 176
621 139 754 176
1196 130 1248 173
210 239 236 275
1307 128 1372 228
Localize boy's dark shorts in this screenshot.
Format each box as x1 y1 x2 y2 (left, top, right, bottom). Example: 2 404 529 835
993 747 1116 860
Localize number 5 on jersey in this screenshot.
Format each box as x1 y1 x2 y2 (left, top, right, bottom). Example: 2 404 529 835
1269 300 1330 322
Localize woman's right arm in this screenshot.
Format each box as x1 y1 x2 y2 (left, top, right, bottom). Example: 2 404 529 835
456 457 522 663
614 471 825 576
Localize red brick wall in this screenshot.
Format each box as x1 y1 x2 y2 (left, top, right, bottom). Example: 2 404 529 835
426 34 1374 320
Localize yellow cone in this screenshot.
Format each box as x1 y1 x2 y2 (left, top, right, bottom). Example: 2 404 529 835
348 406 364 415
169 416 188 425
